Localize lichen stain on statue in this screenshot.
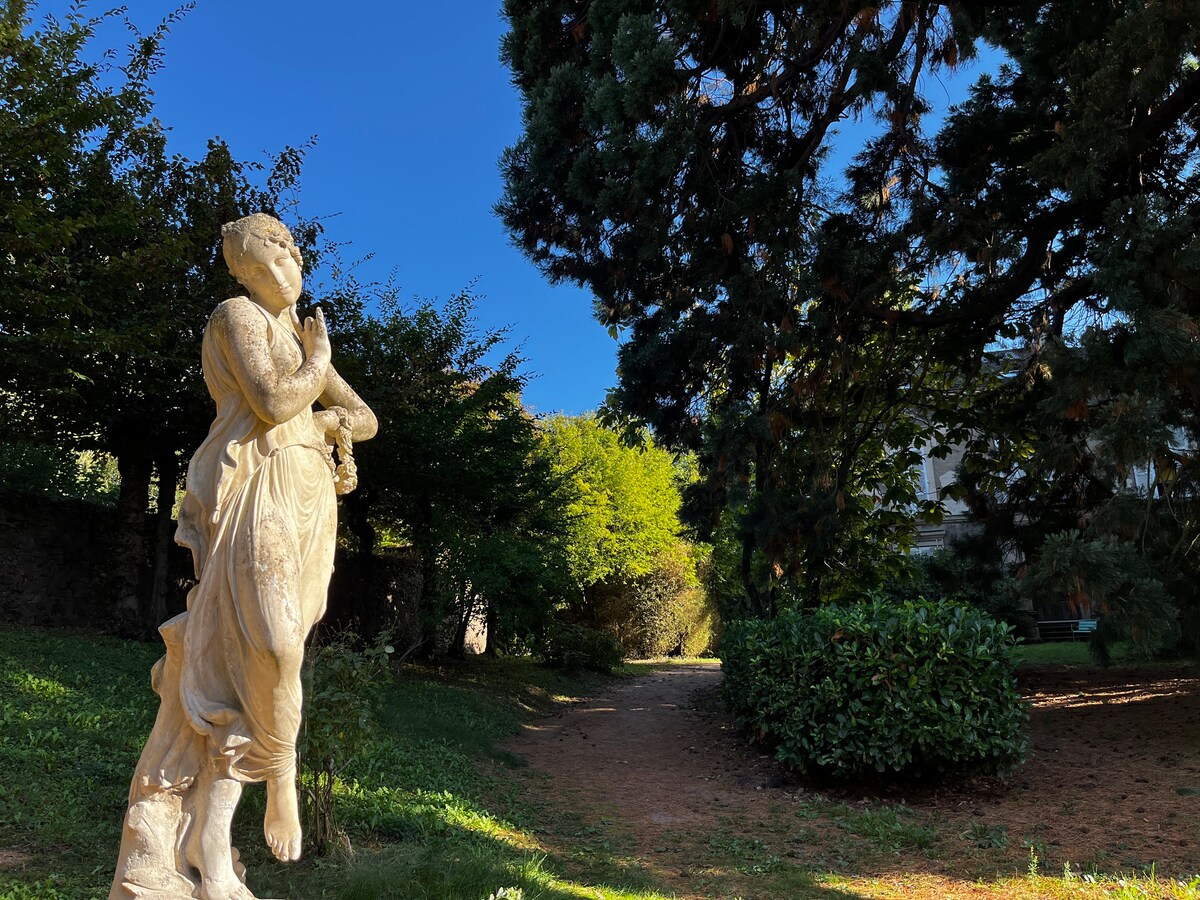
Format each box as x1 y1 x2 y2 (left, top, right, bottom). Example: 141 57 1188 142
110 214 378 900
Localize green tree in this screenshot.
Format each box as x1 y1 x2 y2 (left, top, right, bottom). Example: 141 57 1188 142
500 1 1200 634
920 3 1200 652
951 343 1198 656
544 415 680 590
0 1 318 632
543 416 715 654
498 3 982 614
335 288 572 656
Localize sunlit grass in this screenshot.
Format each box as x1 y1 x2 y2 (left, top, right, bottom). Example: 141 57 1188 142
623 656 719 667
0 626 1196 899
831 872 1200 899
0 627 672 900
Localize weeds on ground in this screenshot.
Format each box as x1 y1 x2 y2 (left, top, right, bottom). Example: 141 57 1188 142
963 821 1010 849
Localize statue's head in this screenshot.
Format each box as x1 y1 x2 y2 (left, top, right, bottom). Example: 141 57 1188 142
221 213 303 282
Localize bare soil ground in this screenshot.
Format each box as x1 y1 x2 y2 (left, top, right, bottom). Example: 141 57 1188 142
506 662 1200 898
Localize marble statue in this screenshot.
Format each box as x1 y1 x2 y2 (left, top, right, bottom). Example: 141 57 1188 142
111 213 377 900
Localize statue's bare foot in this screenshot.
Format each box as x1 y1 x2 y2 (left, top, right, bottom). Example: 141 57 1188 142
264 774 302 862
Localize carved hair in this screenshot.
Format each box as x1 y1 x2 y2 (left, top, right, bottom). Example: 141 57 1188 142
221 213 303 279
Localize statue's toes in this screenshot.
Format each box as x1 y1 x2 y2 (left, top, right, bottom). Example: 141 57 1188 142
264 827 301 862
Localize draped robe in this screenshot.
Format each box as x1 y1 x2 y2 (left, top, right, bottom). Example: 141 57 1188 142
111 298 337 899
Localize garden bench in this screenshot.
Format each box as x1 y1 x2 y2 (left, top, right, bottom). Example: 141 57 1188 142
1035 619 1097 642
1073 619 1097 639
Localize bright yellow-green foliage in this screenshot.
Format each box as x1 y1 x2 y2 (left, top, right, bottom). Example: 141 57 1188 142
590 540 718 658
541 417 717 657
543 416 680 588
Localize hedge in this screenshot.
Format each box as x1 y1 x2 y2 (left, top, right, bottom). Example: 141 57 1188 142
721 598 1028 778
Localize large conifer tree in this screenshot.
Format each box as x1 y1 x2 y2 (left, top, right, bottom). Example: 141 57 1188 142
499 2 983 610
500 1 1200 627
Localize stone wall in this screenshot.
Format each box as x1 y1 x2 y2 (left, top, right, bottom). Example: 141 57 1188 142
0 492 121 626
0 493 427 645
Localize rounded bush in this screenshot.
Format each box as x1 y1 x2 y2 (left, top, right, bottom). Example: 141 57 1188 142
721 598 1028 779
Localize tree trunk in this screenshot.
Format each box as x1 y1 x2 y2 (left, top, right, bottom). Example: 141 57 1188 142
449 596 472 660
415 494 438 659
751 369 778 620
739 388 776 620
112 453 152 637
740 526 762 618
483 598 498 657
801 556 823 611
343 489 376 558
147 454 179 632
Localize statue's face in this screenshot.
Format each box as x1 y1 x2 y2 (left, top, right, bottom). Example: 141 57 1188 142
238 238 302 312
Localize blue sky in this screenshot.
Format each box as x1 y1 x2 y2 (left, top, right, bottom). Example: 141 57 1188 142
35 2 1000 415
49 0 613 415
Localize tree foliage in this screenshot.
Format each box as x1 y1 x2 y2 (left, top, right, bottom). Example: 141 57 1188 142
0 1 320 631
499 2 982 612
923 3 1200 650
500 1 1200 640
0 2 319 465
593 539 716 657
544 415 680 588
543 416 715 655
337 288 573 655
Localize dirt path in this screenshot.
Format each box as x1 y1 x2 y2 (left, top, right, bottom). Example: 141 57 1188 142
509 664 768 848
506 661 1200 897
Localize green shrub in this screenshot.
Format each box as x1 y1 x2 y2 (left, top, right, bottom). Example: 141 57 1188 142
0 442 120 503
299 629 395 854
626 542 718 657
586 542 718 658
538 621 623 673
721 598 1028 779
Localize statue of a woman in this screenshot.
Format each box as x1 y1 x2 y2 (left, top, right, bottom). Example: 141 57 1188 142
111 214 377 900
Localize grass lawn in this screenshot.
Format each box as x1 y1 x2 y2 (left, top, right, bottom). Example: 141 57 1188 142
1 626 1198 899
1014 641 1106 666
1011 640 1200 667
0 626 638 900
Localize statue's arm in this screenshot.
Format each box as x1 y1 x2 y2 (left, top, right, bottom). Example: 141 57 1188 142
214 298 329 425
317 366 378 442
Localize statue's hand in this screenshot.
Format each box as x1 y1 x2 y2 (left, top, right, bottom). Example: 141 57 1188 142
292 305 331 364
313 406 349 436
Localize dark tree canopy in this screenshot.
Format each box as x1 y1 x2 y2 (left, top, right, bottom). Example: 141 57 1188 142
0 1 321 631
499 1 982 608
500 1 1200 620
501 0 974 440
335 287 573 655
